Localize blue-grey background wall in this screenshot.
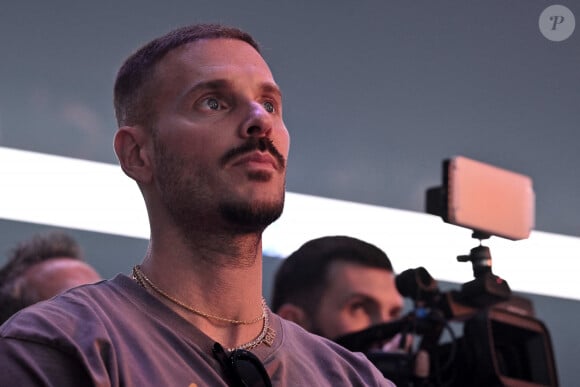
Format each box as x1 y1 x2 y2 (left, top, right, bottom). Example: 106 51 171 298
0 1 578 236
0 1 578 385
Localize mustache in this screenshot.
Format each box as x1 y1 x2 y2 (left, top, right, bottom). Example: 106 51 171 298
220 138 286 170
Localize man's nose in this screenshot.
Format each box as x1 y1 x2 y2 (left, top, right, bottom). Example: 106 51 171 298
240 102 273 138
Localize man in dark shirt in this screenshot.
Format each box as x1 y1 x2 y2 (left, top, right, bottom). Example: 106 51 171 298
0 24 394 386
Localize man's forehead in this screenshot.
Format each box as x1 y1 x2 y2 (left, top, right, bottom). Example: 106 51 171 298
152 38 276 98
328 259 387 274
327 260 393 286
162 38 271 74
26 258 90 276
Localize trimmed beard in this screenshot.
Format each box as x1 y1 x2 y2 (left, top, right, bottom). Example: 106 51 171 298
219 192 284 233
153 133 285 235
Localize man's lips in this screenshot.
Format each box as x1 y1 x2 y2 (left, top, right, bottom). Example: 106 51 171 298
231 152 280 170
220 138 286 171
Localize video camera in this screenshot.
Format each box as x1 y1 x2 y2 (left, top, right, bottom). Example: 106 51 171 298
335 156 558 387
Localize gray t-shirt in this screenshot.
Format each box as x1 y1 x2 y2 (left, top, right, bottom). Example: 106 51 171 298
0 274 394 386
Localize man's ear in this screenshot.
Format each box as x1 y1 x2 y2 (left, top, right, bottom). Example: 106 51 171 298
276 303 311 329
113 126 153 184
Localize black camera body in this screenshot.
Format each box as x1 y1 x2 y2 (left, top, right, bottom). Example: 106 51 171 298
459 304 557 386
336 156 558 386
337 267 559 386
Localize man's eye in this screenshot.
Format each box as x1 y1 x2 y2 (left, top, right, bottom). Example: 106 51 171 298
263 101 275 113
200 97 226 111
350 302 366 312
204 98 222 110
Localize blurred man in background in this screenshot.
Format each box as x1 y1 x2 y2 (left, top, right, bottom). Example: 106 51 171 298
272 235 405 350
0 230 101 324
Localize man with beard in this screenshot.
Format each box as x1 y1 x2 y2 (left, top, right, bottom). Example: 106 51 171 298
0 24 394 386
272 236 406 349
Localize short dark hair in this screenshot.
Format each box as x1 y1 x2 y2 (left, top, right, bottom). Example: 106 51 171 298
0 231 84 323
271 236 394 315
113 23 261 127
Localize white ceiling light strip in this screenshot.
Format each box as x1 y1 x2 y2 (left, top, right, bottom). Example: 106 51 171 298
0 146 578 301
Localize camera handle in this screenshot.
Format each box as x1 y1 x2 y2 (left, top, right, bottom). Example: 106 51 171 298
455 240 511 308
457 243 492 279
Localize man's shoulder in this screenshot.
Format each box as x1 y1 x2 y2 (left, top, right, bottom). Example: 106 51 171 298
277 316 366 360
272 315 395 386
0 274 129 340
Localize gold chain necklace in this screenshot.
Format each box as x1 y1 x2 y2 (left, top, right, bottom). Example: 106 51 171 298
132 265 265 325
227 309 275 352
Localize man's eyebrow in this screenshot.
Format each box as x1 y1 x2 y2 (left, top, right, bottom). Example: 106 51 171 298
260 82 283 99
181 79 282 100
344 292 375 303
182 79 231 98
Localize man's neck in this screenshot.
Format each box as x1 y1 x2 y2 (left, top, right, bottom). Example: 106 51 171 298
135 230 267 349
